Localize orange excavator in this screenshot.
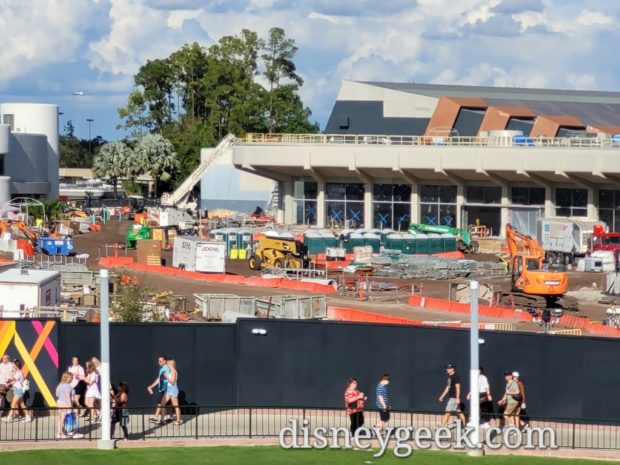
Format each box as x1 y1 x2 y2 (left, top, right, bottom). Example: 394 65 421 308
504 224 578 311
0 220 38 244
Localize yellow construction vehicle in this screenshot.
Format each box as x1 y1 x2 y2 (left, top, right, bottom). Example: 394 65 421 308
248 236 309 271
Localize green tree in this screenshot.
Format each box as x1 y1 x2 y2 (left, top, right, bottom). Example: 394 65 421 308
135 134 177 196
112 275 153 322
93 141 135 197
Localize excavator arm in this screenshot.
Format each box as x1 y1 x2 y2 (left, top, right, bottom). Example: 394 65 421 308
505 223 544 260
0 220 38 243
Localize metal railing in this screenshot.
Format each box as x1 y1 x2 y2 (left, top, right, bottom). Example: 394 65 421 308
241 133 620 150
1 406 619 449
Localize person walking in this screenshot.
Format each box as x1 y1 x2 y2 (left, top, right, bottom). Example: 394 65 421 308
67 356 86 415
111 381 130 440
439 364 466 427
84 360 101 422
466 367 493 428
344 378 366 435
165 360 183 425
513 372 529 430
375 374 391 430
55 372 74 438
147 355 171 425
1 360 32 423
498 371 521 428
0 353 15 414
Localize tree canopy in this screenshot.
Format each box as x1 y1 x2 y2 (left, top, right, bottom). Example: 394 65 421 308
117 27 318 188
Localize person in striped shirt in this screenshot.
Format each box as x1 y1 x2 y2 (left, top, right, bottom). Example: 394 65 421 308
375 374 391 429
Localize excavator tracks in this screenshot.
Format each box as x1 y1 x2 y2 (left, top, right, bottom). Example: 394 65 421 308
499 292 580 312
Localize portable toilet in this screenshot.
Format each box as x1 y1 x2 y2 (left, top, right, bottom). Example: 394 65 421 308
210 229 226 242
414 234 431 255
321 230 339 251
237 230 253 254
363 233 381 252
227 230 238 255
345 232 365 253
401 233 417 254
304 231 324 254
440 233 457 253
385 233 403 252
378 228 395 247
427 233 444 254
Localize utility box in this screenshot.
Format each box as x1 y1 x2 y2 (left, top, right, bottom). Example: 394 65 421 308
172 236 226 273
0 269 60 318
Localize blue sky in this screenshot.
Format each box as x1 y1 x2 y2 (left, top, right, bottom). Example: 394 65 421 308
1 0 619 141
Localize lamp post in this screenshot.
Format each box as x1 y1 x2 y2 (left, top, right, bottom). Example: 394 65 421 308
86 118 94 156
467 280 484 456
72 91 84 139
97 269 114 450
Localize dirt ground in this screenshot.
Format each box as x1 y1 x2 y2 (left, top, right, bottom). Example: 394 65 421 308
10 219 614 334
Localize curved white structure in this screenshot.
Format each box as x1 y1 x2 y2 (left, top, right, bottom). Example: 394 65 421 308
0 103 59 199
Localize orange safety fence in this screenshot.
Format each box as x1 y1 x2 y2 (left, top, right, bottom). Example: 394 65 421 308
408 295 620 337
99 258 337 294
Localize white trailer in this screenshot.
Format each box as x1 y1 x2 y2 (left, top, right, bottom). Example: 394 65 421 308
0 269 60 318
537 218 606 263
149 208 196 229
172 236 226 273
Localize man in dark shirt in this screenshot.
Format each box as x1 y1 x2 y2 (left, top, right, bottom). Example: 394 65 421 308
438 364 466 427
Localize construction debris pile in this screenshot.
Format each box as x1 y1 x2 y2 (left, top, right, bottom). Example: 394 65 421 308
372 254 507 280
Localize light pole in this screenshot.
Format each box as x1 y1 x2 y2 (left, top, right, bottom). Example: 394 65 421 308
97 269 114 450
73 91 84 139
467 280 484 456
86 118 94 156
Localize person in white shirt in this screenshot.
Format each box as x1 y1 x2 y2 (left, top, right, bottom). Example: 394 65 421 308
467 367 494 427
1 360 32 422
0 353 15 414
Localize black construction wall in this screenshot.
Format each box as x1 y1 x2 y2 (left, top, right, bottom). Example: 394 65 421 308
57 319 620 420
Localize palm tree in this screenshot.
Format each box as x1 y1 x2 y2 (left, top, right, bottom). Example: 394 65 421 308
135 134 177 196
93 141 135 197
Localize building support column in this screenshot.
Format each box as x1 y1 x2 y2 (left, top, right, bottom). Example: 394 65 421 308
500 185 510 239
456 184 465 229
316 181 326 228
588 187 598 220
364 182 373 229
410 183 420 225
281 179 295 225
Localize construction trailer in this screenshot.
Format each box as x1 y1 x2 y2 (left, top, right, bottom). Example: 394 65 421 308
536 217 606 264
172 236 227 273
0 269 60 318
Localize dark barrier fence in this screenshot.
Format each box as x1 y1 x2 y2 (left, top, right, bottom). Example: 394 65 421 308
1 318 618 422
1 405 619 450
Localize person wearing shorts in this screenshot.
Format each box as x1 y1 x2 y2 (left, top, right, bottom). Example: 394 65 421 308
147 355 171 424
499 371 521 428
1 360 31 422
165 360 183 425
375 374 391 429
439 364 466 427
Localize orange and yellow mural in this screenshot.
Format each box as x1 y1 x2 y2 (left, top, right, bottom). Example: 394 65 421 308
0 320 59 406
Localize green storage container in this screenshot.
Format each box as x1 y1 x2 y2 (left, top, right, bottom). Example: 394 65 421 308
346 233 365 253
385 234 403 252
304 233 324 254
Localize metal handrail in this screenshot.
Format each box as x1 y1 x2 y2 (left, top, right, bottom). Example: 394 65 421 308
241 133 620 150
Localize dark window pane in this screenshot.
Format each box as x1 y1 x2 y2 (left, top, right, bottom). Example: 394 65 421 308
346 183 365 201
600 209 613 230
467 186 484 203
373 184 391 202
485 186 502 204
393 203 410 231
616 209 620 231
572 208 587 217
615 192 620 209
326 202 345 226
440 185 457 203
511 187 528 204
304 182 318 199
440 205 457 227
296 203 304 225
393 184 412 202
573 189 587 207
555 207 571 217
556 189 571 207
599 190 613 208
421 185 439 202
347 202 364 226
421 204 439 225
373 203 392 228
304 201 317 225
326 183 345 200
530 187 545 205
